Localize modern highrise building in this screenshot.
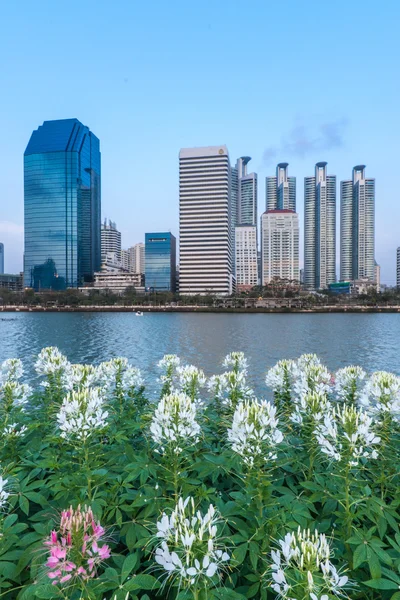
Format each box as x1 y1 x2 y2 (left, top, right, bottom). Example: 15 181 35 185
0 243 4 274
179 146 233 295
145 232 176 292
304 162 336 289
235 226 258 290
231 157 258 286
24 119 101 290
101 220 121 264
261 210 299 284
130 242 145 274
397 248 400 288
340 165 375 281
266 163 296 212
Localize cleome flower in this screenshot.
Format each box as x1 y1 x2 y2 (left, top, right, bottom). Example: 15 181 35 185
359 371 400 421
207 374 228 402
334 366 366 405
35 347 70 377
290 391 332 427
223 352 248 374
150 392 200 454
265 360 296 399
120 366 144 395
293 363 332 402
154 496 229 589
3 423 28 438
220 371 254 409
61 364 98 392
227 399 284 467
158 354 181 395
56 388 108 442
0 358 23 384
315 405 381 466
269 527 350 600
0 474 10 511
44 505 110 586
176 365 207 402
0 381 32 410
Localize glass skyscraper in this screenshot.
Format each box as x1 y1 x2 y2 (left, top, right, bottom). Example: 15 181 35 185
24 119 101 290
0 243 4 274
145 232 176 292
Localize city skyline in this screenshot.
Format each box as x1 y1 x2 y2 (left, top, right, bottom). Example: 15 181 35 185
0 1 399 283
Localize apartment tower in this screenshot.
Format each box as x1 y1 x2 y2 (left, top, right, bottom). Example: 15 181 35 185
304 162 336 289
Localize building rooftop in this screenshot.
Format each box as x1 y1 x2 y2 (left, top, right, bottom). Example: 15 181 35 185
25 118 99 156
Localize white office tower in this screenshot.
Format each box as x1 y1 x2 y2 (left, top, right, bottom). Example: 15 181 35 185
304 162 336 289
129 242 145 274
266 163 296 212
397 248 400 288
101 220 121 264
121 249 129 271
179 146 234 295
235 225 258 289
340 165 375 281
261 210 299 284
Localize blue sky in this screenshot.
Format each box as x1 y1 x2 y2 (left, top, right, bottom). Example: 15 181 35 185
0 0 399 283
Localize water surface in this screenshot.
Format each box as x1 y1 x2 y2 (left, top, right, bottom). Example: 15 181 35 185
0 312 399 393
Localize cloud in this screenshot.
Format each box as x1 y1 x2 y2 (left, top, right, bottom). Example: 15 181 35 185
262 118 348 165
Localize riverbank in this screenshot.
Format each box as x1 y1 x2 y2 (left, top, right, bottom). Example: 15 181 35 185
1 305 400 313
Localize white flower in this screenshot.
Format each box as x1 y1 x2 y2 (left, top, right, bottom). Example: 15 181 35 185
0 381 32 409
157 355 181 394
121 367 144 394
34 347 69 376
334 366 366 404
3 423 28 438
265 360 295 397
227 399 283 467
315 405 381 466
176 365 206 401
220 371 254 408
207 374 228 401
61 364 98 391
56 388 108 441
0 475 10 510
223 352 248 373
158 355 181 370
293 363 332 401
290 390 332 427
154 496 229 588
150 392 200 454
269 527 350 599
0 359 23 384
360 371 400 421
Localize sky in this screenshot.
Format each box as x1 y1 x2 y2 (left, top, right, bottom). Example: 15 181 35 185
0 0 399 283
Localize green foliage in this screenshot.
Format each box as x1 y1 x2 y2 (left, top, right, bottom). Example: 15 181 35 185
0 352 399 600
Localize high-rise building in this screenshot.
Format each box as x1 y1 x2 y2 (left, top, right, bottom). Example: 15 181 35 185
145 232 176 292
24 119 101 290
235 226 258 290
304 162 336 289
397 248 400 288
340 165 375 282
101 220 121 264
130 242 145 274
232 157 258 286
121 249 129 271
266 163 296 212
179 146 233 295
261 210 299 284
0 243 4 274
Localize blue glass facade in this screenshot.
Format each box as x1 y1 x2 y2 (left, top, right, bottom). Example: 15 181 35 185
24 119 101 290
145 232 176 292
0 243 4 274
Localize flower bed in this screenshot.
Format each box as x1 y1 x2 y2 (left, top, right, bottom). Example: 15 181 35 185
0 349 399 599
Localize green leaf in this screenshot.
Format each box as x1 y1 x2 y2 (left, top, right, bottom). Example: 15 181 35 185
353 543 367 569
364 579 399 590
19 495 29 516
121 552 139 582
124 574 160 591
214 589 247 600
367 547 382 579
34 584 63 598
232 542 248 566
246 582 260 598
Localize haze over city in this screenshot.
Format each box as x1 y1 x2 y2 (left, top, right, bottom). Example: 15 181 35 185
0 0 399 283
